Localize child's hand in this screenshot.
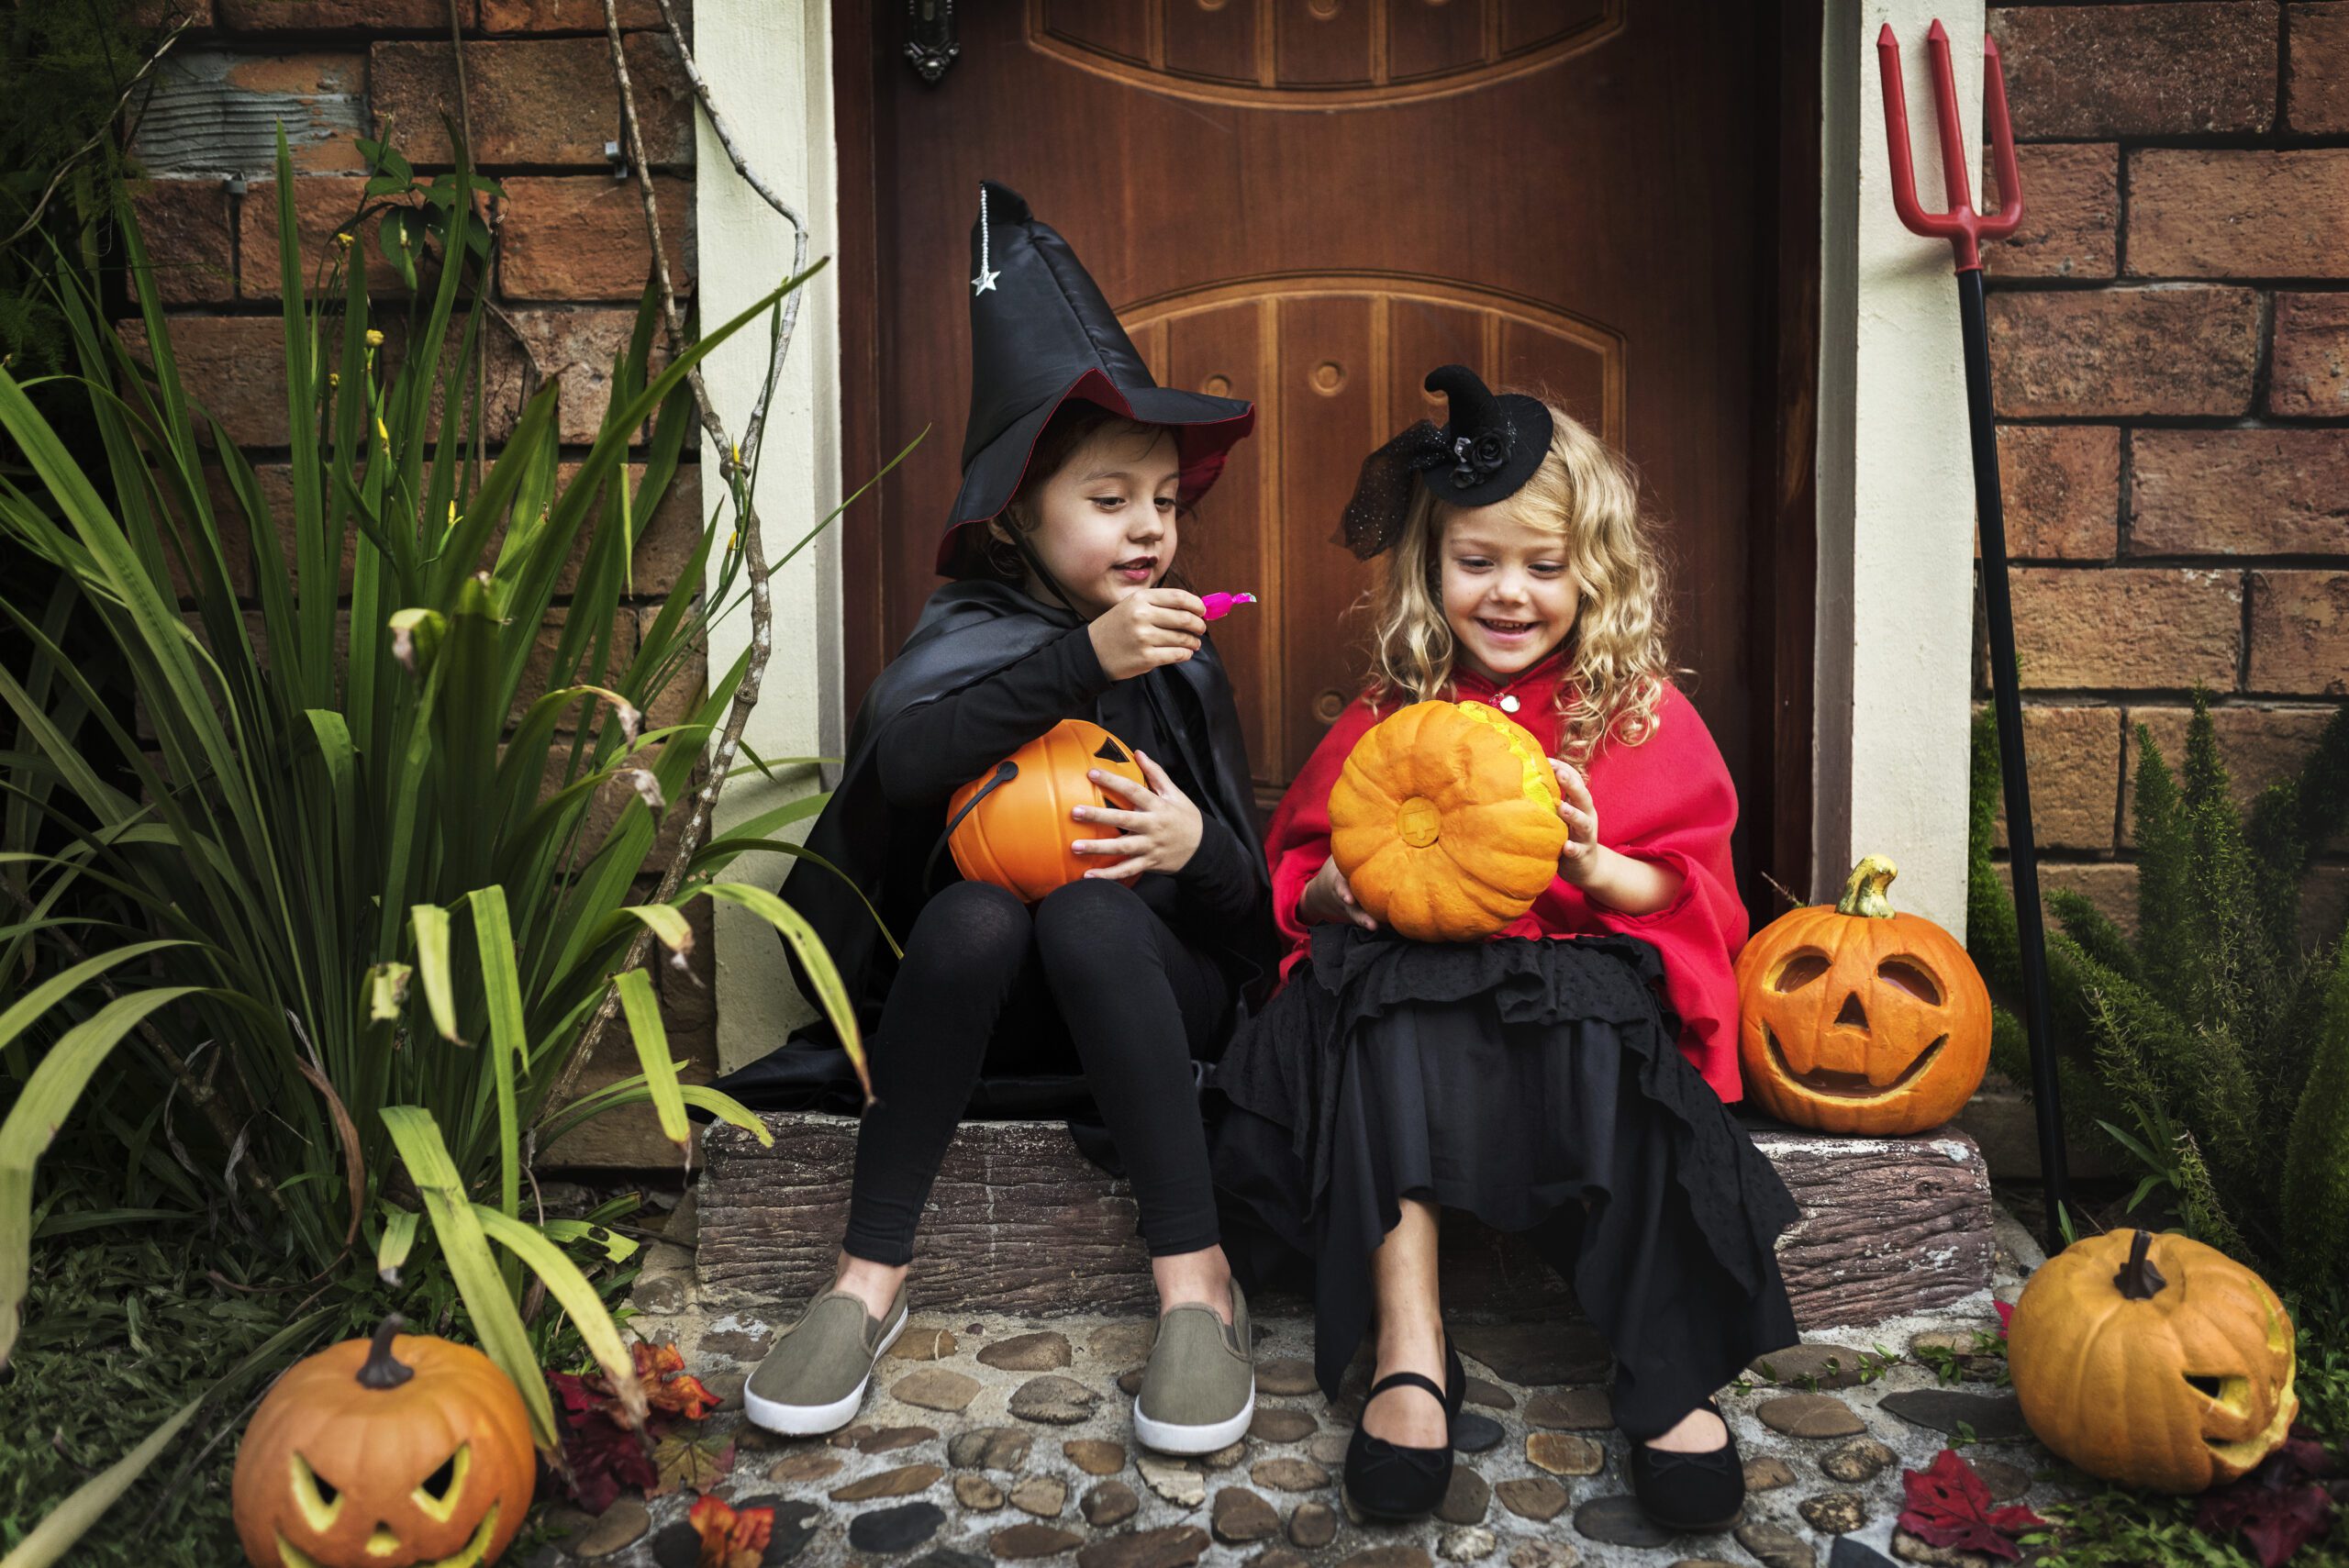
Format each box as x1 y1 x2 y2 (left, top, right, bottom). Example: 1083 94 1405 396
1551 758 1602 887
1070 750 1203 878
1298 855 1377 930
1089 589 1207 681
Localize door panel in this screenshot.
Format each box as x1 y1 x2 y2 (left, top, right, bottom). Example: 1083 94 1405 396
838 0 1795 898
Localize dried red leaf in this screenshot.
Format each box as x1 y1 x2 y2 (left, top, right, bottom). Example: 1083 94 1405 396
1899 1448 2049 1562
690 1494 774 1568
1993 1297 2014 1339
554 1408 659 1514
2196 1432 2340 1568
560 1340 719 1428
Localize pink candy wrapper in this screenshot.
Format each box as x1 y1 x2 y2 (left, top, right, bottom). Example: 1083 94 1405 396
1200 591 1258 622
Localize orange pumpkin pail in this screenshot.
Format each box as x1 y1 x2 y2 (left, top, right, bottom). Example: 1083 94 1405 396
947 719 1149 903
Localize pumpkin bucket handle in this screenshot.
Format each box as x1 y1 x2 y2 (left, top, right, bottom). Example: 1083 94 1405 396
357 1312 417 1389
2113 1229 2167 1301
1835 855 1899 919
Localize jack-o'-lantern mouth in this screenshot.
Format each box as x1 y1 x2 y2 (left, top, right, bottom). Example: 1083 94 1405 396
274 1503 499 1568
1765 1028 1948 1100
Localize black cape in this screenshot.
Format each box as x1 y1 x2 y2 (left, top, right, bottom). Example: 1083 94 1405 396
703 579 1274 1120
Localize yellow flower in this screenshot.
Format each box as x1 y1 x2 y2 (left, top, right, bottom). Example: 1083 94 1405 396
447 500 458 531
364 328 384 349
328 371 340 388
728 530 740 553
333 230 353 251
375 416 389 447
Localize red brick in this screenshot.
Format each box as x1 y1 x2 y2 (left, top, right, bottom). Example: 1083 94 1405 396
126 180 237 307
1988 288 2260 417
117 312 539 450
2247 570 2349 695
504 306 674 443
177 459 699 598
131 52 369 178
237 177 384 298
1996 426 2119 560
369 37 693 166
551 461 705 595
481 0 683 30
1983 143 2118 281
2288 2 2349 132
377 312 530 444
217 0 469 28
2129 429 2349 556
634 605 707 729
118 316 291 447
1988 705 2122 851
2124 704 2346 848
2129 149 2349 278
2269 292 2349 416
2010 567 2243 690
1989 4 2276 138
497 176 694 301
1995 861 2142 940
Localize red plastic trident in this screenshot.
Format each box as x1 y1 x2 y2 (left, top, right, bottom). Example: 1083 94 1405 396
1878 20 2070 1252
1877 20 2023 272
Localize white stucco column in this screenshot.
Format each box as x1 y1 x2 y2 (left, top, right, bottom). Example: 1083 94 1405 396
696 2 844 1073
1813 0 1984 934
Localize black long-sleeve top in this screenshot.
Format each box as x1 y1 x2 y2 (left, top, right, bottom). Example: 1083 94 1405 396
872 624 1261 935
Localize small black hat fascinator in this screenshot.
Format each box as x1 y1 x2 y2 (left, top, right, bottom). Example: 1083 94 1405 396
1337 364 1555 559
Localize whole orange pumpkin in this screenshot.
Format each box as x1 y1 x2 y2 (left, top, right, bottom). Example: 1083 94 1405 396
232 1315 535 1568
948 719 1149 902
2009 1229 2298 1493
1328 699 1566 942
1733 855 1990 1134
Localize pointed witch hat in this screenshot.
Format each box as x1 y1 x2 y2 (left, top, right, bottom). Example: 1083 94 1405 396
939 181 1255 575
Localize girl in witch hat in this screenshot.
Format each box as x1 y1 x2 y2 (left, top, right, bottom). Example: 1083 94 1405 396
727 182 1273 1454
1209 369 1801 1528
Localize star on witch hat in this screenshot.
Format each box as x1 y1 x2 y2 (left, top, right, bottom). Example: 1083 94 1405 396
939 181 1256 575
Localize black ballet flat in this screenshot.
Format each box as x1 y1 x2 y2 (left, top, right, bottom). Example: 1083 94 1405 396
1628 1398 1745 1533
1343 1341 1464 1523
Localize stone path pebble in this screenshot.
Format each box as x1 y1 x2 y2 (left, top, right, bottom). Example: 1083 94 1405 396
540 1248 2076 1568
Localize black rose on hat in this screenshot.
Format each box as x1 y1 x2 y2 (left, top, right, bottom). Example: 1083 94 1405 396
1336 365 1556 559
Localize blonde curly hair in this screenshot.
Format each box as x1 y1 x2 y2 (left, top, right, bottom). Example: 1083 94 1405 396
1363 400 1670 764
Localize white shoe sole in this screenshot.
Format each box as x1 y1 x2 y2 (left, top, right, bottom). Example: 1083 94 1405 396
1132 1384 1255 1455
742 1310 907 1436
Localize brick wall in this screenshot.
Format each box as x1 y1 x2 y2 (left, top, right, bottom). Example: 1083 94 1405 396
1984 1 2348 946
124 0 714 1164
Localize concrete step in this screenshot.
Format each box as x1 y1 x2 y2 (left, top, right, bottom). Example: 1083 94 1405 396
695 1112 1992 1330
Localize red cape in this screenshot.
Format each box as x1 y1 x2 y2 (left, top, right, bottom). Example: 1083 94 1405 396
1264 664 1750 1104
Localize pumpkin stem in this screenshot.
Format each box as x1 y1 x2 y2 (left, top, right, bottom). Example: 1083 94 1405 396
357 1313 417 1390
2113 1229 2167 1301
1835 855 1899 918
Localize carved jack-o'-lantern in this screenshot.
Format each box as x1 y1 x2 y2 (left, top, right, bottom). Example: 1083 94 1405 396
232 1316 535 1568
1733 854 1991 1135
948 719 1149 902
1328 699 1566 942
2009 1229 2299 1493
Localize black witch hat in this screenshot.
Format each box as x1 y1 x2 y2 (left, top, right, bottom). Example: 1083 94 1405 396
1336 364 1555 559
939 181 1256 575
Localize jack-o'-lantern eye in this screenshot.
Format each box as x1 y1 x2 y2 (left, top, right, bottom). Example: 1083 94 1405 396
1773 952 1830 991
1877 959 1943 1004
288 1454 343 1532
411 1445 471 1522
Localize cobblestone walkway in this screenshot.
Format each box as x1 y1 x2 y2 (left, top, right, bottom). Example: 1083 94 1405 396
520 1208 2061 1568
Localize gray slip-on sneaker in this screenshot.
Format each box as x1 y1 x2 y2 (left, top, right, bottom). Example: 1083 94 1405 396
1132 1277 1254 1454
742 1284 907 1436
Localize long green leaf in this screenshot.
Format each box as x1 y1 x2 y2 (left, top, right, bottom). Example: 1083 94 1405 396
612 968 689 1151
693 883 867 1094
472 1204 646 1428
379 1106 562 1451
1 988 199 1368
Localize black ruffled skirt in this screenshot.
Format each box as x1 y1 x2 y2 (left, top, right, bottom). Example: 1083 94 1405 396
1208 925 1801 1440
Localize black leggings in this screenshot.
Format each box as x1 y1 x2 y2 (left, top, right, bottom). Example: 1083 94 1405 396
841 878 1232 1265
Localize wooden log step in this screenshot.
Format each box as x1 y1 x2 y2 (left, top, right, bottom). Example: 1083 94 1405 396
695 1114 1992 1329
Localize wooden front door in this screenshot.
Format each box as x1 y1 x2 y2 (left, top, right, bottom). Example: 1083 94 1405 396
836 0 1814 912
